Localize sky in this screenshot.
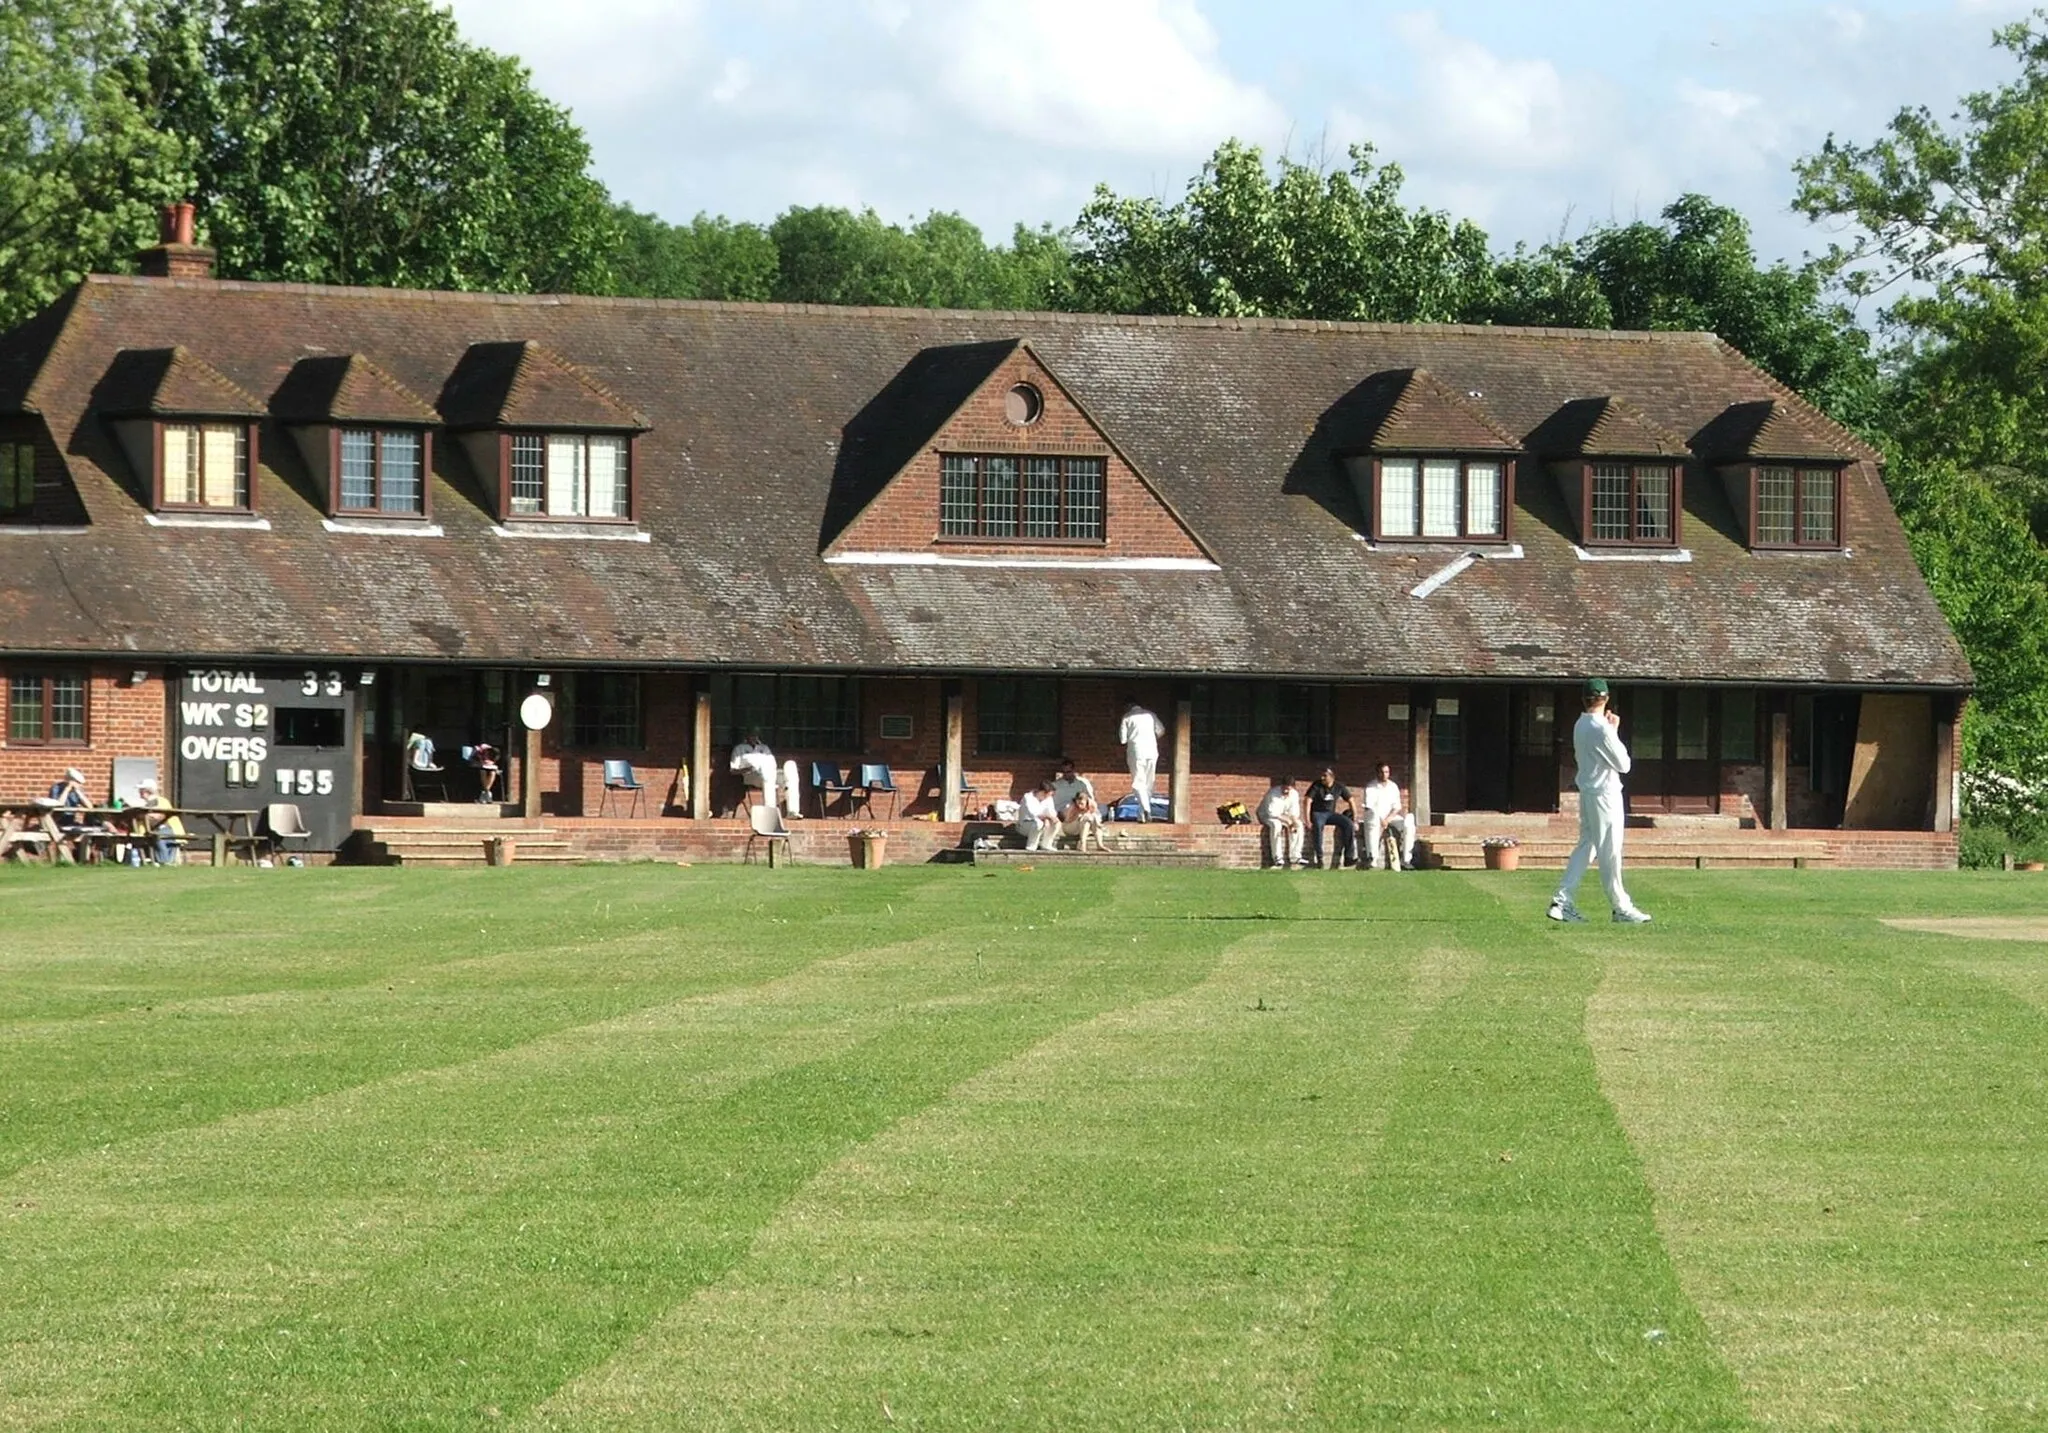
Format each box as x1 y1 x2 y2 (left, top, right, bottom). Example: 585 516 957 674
443 0 2036 273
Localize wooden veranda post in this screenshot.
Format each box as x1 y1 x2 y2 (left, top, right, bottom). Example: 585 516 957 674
1408 687 1433 826
1171 698 1193 824
1767 700 1790 832
942 688 965 822
691 685 712 820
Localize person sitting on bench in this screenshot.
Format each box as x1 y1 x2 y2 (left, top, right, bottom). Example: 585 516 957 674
1016 779 1063 852
1361 762 1418 870
1051 756 1106 853
730 730 801 817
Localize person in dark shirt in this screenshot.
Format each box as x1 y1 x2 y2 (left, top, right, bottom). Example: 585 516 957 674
1304 767 1356 869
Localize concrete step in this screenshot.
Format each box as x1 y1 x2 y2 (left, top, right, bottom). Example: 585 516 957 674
388 850 584 866
973 848 1222 868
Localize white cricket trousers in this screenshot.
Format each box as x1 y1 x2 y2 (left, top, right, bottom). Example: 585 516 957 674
1364 812 1417 868
1555 791 1635 913
1265 819 1303 867
1017 816 1060 852
1128 751 1158 816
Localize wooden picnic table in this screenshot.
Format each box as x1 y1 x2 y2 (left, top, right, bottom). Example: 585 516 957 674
0 803 261 865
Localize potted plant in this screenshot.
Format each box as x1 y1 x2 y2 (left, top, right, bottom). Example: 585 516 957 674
1481 835 1520 871
849 827 888 869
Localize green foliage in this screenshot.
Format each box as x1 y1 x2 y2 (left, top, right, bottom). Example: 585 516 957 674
1067 140 1498 322
610 206 778 302
134 0 617 293
0 0 189 329
768 207 1069 310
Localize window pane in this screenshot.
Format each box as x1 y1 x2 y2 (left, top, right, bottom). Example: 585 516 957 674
164 424 197 504
1591 463 1630 541
1193 681 1329 757
587 436 627 518
510 434 544 515
1022 457 1059 538
1379 459 1417 537
199 424 241 507
2 442 32 514
1756 467 1795 544
978 678 1058 754
1721 690 1758 762
8 675 42 740
379 431 422 514
779 676 857 748
1630 689 1664 760
546 435 585 517
339 429 377 509
1465 461 1501 536
1065 458 1104 540
1800 468 1836 545
1421 458 1459 537
1675 689 1710 760
1634 465 1672 540
1194 681 1253 756
940 456 976 536
982 456 1017 537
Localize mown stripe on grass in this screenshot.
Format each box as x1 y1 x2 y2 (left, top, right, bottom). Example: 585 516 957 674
524 920 1477 1429
0 869 1243 1430
1589 925 2048 1430
1317 937 1755 1431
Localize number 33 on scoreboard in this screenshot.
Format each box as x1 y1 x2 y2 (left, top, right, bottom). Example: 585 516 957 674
275 768 334 796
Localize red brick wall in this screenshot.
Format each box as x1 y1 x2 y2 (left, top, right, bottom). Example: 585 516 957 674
827 348 1208 561
0 665 168 801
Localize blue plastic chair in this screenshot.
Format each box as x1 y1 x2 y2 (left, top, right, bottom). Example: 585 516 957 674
858 763 898 819
600 759 645 817
810 760 867 818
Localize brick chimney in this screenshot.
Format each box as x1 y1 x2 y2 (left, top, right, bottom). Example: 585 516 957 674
138 202 216 280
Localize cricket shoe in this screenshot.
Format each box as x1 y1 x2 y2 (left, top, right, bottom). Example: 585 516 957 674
1612 908 1654 924
1546 900 1587 923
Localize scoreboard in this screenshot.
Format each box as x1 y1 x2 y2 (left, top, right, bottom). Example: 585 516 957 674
175 668 360 852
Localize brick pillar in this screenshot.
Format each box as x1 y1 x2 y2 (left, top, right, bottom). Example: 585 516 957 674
691 685 712 820
1171 698 1192 824
1767 698 1790 831
943 687 965 822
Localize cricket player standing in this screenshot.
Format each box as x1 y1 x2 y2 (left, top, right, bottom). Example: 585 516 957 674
1548 678 1653 924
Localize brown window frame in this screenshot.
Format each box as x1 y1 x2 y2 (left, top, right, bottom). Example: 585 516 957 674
330 426 433 519
1 437 35 519
1747 463 1843 550
1367 454 1516 543
153 419 260 515
1580 460 1682 548
494 430 640 525
6 669 90 747
937 453 1108 544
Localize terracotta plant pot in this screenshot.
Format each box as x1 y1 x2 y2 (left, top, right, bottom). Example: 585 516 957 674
484 837 517 866
850 833 887 869
1483 844 1519 871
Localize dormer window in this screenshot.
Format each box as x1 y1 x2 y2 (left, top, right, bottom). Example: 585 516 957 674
1694 400 1852 552
1590 462 1675 543
438 341 648 527
338 428 425 514
939 454 1105 541
162 421 252 510
509 433 630 519
1375 457 1506 540
1754 465 1840 547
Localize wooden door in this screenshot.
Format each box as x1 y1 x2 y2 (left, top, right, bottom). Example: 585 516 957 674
1510 686 1564 812
1464 687 1512 812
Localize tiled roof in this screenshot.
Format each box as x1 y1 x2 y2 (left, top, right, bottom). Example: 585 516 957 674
270 353 438 426
92 345 264 418
1361 367 1520 452
437 339 647 430
0 275 1970 690
1528 395 1690 458
1692 398 1854 463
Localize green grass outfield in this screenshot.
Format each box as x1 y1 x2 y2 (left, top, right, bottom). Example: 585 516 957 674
1 863 2044 1431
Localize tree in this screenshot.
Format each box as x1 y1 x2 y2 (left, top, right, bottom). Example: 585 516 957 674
135 0 617 293
768 207 1069 310
1066 140 1497 323
1564 197 1879 428
0 0 189 329
611 207 778 303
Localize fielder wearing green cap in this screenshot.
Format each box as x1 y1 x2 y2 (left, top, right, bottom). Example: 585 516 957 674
1548 680 1652 925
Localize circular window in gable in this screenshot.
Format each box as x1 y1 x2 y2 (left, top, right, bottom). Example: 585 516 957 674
1005 382 1044 426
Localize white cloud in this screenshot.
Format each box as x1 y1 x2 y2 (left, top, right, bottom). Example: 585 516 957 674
913 0 1285 155
1387 12 1582 171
